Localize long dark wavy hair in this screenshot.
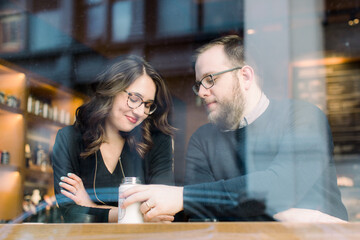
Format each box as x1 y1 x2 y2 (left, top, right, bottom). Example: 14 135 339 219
75 55 174 159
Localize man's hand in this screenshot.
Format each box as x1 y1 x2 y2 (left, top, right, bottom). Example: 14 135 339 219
121 185 184 222
59 173 96 208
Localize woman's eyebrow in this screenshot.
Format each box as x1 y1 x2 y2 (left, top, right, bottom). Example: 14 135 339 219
132 91 154 101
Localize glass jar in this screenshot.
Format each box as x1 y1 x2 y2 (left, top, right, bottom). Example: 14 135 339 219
118 177 143 223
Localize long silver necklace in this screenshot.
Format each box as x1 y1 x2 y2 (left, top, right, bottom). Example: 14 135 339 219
94 151 125 204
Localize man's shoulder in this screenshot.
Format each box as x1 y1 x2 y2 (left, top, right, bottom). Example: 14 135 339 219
269 98 325 115
196 123 218 133
267 98 328 128
191 123 221 140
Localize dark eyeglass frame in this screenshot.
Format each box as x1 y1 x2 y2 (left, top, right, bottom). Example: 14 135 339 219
192 67 242 95
124 90 157 115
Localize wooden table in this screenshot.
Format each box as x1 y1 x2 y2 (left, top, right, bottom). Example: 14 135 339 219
1 222 359 240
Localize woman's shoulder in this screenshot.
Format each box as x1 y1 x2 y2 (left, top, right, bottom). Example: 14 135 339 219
57 125 82 141
53 125 84 157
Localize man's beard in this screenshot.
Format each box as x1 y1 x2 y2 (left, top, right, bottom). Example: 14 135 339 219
207 81 245 130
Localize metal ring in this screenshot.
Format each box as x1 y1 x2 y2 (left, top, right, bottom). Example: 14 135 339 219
145 201 152 210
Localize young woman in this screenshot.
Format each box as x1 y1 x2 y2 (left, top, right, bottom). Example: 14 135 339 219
52 55 175 223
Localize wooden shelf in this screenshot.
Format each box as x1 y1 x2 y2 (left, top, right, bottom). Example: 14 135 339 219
0 164 19 172
0 61 85 220
26 112 67 129
331 126 360 132
0 103 23 115
327 109 360 115
24 165 53 189
24 180 50 190
334 154 360 163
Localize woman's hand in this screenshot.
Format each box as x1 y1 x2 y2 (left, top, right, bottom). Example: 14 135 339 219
59 173 96 208
121 184 183 222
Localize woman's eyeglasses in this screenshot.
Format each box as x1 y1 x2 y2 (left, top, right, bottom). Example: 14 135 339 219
124 90 157 115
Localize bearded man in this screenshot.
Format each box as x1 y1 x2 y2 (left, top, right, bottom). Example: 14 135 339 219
121 35 348 222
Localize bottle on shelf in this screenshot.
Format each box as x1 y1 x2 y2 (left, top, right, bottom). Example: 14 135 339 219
40 153 49 172
27 95 33 113
34 99 42 116
25 144 32 168
31 189 41 206
36 144 45 166
42 103 49 118
1 150 10 165
53 106 58 122
6 95 19 108
0 91 5 104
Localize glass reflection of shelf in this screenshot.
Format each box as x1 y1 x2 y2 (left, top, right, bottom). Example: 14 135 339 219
24 165 53 191
27 133 51 144
26 164 53 175
24 180 49 190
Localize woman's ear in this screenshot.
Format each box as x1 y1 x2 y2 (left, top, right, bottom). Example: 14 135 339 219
239 65 254 90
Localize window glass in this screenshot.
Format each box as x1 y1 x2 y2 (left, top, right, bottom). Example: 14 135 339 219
157 0 197 36
86 0 103 4
0 14 25 52
0 2 26 53
0 0 359 235
30 10 71 51
203 0 243 32
86 4 106 40
112 1 132 42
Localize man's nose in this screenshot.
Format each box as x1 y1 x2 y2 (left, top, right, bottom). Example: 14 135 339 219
198 84 210 98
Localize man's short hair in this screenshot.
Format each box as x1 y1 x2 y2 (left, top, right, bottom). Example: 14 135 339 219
194 35 263 86
195 35 246 67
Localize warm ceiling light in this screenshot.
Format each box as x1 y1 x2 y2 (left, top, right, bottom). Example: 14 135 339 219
247 29 256 35
292 57 349 67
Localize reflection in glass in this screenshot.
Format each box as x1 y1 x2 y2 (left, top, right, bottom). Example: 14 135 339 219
86 0 103 4
0 2 25 53
203 0 243 32
112 1 132 42
30 10 71 51
86 4 106 40
157 0 197 36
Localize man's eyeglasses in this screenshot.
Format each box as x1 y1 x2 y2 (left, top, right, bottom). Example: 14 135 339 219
124 90 157 115
192 67 242 95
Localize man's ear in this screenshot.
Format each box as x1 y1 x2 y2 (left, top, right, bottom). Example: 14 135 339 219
238 65 254 90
